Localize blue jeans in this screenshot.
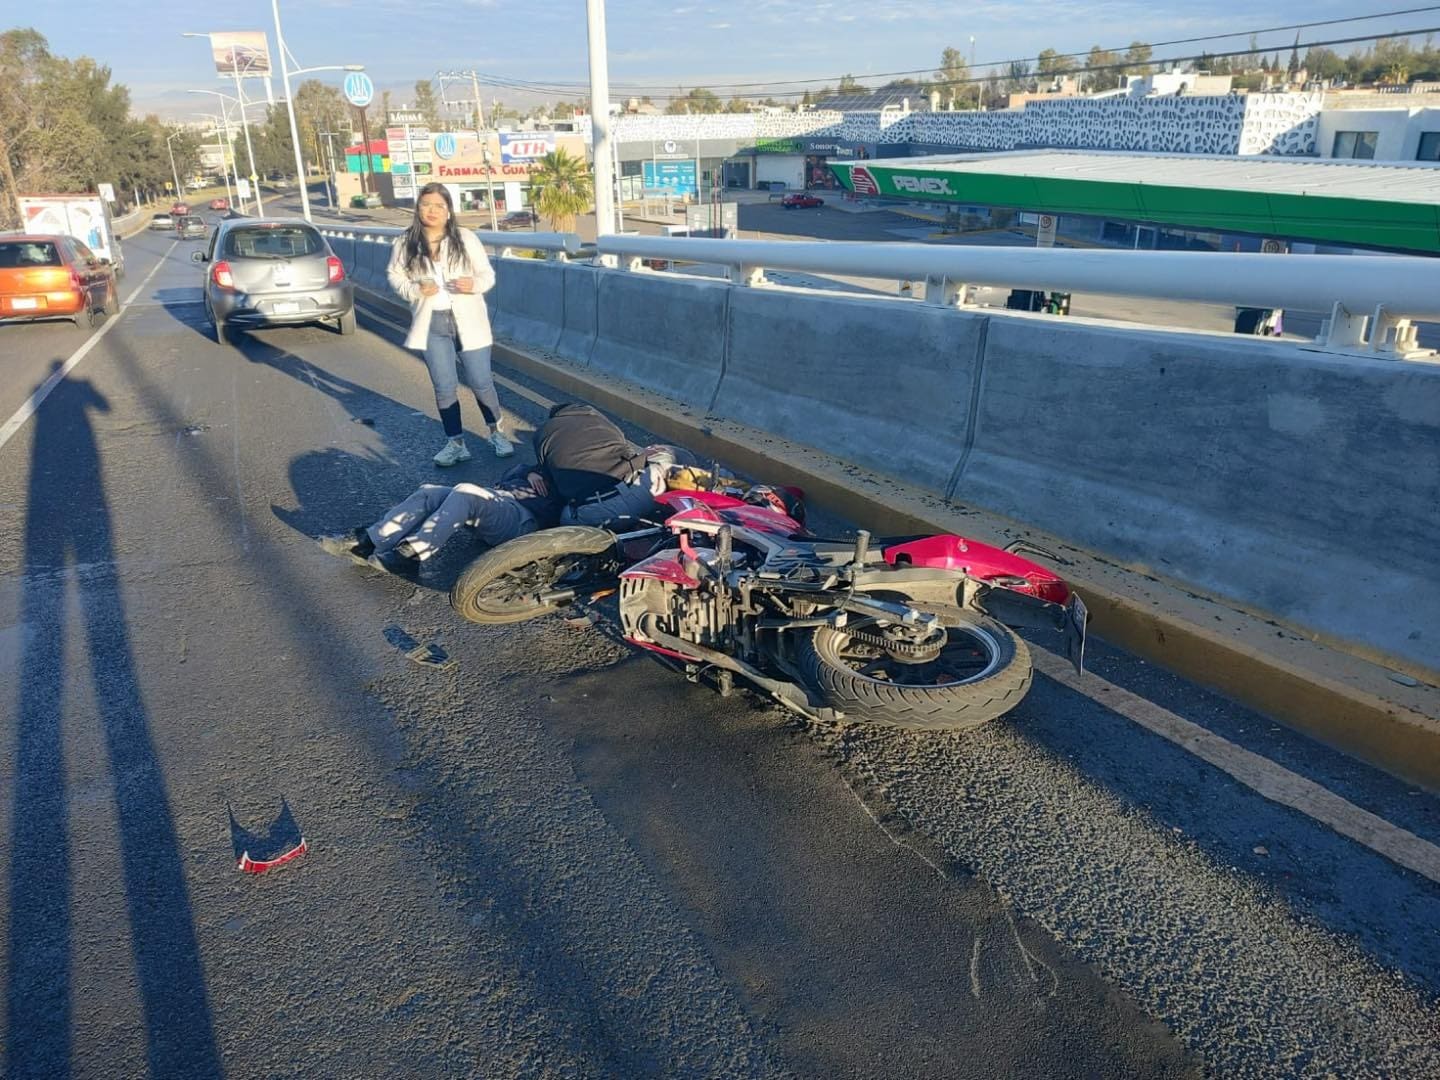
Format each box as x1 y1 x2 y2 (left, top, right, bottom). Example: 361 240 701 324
423 310 501 438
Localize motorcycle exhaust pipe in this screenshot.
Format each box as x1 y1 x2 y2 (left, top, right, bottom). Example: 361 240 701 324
851 529 871 569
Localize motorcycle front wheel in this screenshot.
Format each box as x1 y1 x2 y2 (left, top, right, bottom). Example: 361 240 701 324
800 613 1032 731
450 526 617 625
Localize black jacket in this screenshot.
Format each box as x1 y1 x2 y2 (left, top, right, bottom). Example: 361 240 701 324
532 404 648 505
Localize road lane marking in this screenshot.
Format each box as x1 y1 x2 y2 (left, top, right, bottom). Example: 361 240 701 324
1031 647 1440 886
0 241 177 454
359 297 1440 883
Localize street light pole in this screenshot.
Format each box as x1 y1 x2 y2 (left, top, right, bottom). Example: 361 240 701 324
481 146 499 230
166 131 184 202
230 49 265 216
188 92 247 213
196 114 236 209
586 0 616 241
272 0 311 221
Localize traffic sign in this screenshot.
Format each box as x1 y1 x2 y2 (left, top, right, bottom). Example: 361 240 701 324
1036 213 1057 248
343 72 375 108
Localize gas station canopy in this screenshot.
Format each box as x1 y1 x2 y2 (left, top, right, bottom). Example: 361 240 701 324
828 150 1440 254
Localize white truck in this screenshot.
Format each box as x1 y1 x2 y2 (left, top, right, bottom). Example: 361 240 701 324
16 193 125 278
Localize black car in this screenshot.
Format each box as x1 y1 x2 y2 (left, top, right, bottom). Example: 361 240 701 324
497 210 539 231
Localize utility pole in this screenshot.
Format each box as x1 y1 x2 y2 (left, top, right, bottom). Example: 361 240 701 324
586 0 616 241
166 131 184 202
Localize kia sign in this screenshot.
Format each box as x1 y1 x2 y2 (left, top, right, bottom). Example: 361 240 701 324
343 72 375 108
499 134 554 163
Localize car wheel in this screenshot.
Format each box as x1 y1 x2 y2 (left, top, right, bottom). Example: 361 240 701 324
103 282 120 316
337 309 356 336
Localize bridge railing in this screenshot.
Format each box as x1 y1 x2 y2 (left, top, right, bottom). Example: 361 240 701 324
320 223 1437 359
595 235 1440 360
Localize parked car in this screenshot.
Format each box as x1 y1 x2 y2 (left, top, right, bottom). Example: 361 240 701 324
209 197 230 212
497 210 540 231
781 193 825 209
150 212 174 230
177 216 207 239
171 202 191 217
0 232 119 327
194 218 354 345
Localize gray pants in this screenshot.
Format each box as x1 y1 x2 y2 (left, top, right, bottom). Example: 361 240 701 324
367 483 537 560
560 463 668 526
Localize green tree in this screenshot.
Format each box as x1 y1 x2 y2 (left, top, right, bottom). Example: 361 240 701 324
1302 47 1346 81
666 87 721 114
294 79 349 174
935 46 972 107
1036 48 1075 77
529 148 593 232
1084 46 1121 91
413 79 442 128
1123 41 1153 76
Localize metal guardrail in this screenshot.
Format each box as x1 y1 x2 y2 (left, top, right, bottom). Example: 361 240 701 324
320 223 1440 359
317 224 581 259
594 236 1440 358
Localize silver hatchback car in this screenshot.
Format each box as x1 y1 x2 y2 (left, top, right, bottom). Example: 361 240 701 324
194 218 354 344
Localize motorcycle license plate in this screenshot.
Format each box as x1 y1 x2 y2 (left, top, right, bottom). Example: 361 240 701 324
272 301 300 315
1064 595 1088 674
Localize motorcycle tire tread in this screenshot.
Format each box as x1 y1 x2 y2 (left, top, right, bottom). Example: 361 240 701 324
801 616 1033 732
450 525 615 625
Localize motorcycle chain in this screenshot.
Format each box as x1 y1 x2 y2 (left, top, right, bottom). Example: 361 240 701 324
845 626 945 662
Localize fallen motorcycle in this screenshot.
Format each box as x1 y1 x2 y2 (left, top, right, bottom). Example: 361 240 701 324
450 489 1086 731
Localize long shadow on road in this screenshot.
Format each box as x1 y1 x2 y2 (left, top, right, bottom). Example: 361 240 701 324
6 364 220 1080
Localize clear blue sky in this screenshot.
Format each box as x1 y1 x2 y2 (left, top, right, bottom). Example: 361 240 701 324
17 0 1422 116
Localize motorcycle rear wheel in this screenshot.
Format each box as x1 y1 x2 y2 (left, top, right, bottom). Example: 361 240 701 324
800 613 1032 731
450 526 617 625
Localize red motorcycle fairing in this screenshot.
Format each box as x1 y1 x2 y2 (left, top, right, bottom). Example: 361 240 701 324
883 535 1070 604
621 549 702 589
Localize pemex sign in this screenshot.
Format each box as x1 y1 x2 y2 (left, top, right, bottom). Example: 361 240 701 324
832 162 964 201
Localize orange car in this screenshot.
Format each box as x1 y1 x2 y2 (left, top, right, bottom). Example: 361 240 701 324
0 233 119 327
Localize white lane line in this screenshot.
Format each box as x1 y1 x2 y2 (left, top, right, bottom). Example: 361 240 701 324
0 241 178 454
361 298 1440 883
1031 647 1440 886
357 304 557 411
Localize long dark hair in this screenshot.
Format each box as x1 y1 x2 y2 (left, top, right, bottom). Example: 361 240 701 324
402 182 471 275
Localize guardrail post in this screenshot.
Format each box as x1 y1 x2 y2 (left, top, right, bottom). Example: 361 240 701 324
923 275 966 307
1320 301 1368 350
729 264 765 287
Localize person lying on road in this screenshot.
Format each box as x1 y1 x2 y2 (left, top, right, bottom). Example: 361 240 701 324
319 402 689 570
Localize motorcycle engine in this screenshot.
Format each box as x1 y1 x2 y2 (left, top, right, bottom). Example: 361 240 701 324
620 576 725 649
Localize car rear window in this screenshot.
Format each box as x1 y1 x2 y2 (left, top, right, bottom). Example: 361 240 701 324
0 241 63 268
224 226 324 259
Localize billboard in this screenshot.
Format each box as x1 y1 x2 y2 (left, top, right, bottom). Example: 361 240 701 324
643 161 697 197
498 134 555 163
209 31 271 76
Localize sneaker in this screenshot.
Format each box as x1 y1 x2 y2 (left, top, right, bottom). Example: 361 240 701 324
489 430 515 458
318 533 372 567
433 439 471 467
366 551 421 578
393 538 431 561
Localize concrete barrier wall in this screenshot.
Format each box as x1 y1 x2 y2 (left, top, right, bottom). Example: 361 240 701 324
961 318 1440 672
491 258 563 353
557 263 599 364
419 254 1440 673
713 287 985 495
586 272 730 406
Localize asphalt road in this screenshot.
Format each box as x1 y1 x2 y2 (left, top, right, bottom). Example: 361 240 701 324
1 222 1439 1078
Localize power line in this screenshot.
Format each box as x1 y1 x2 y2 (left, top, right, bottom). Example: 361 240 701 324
467 22 1440 105
460 7 1440 103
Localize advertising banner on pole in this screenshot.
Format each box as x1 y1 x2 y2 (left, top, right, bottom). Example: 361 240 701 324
208 32 271 76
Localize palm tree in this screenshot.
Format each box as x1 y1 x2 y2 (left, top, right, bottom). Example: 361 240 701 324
529 149 593 232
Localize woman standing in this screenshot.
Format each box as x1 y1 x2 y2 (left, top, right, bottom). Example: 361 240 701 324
387 182 513 465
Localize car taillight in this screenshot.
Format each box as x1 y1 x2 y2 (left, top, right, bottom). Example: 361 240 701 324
69 269 84 291
211 260 236 290
326 256 345 284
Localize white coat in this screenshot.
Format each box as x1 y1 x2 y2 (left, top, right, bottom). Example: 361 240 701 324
386 229 497 352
